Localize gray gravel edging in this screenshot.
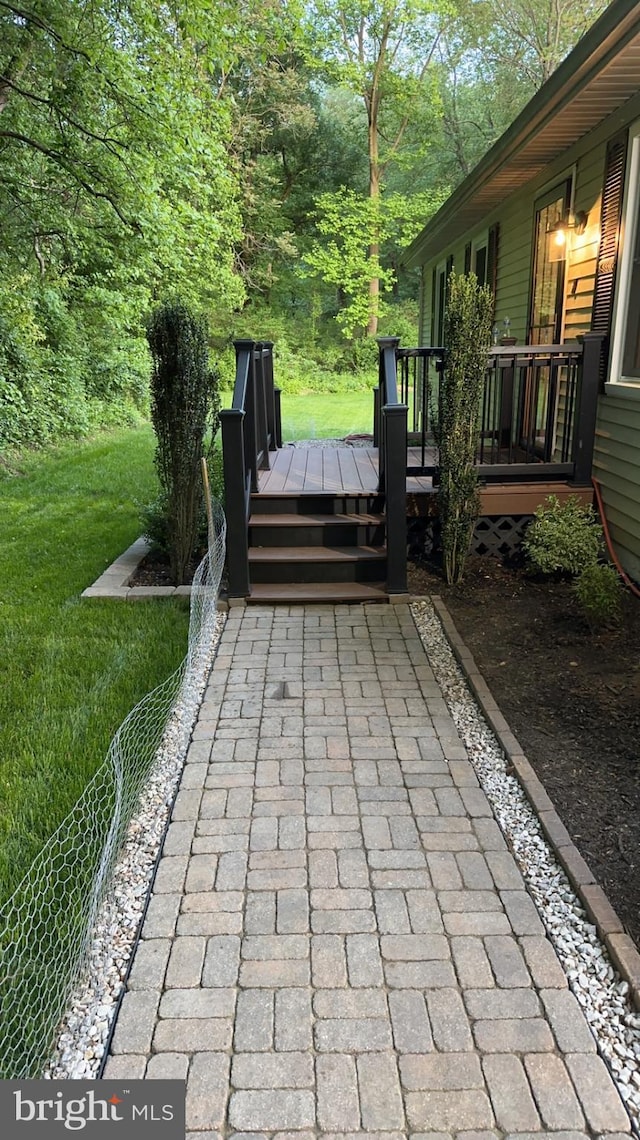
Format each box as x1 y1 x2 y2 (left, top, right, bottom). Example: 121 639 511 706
431 591 640 1010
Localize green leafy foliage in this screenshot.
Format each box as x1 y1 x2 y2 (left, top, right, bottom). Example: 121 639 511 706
435 272 494 585
0 0 608 451
303 189 441 339
523 495 603 576
147 302 221 585
574 561 622 628
0 0 243 454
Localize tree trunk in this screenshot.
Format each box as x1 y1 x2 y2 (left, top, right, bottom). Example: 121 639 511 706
367 110 380 337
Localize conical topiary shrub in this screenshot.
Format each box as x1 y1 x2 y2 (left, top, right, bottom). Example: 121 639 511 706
434 271 494 585
146 301 220 585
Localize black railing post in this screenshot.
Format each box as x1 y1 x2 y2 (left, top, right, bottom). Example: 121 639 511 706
384 403 408 594
373 387 380 446
220 408 250 598
262 341 277 452
254 341 270 470
573 332 605 484
498 355 515 451
376 337 401 492
234 339 258 493
274 387 283 449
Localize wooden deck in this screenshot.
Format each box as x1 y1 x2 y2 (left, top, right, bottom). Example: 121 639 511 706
257 445 593 515
258 446 434 495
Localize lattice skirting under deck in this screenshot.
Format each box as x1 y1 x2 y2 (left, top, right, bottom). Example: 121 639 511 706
408 514 533 560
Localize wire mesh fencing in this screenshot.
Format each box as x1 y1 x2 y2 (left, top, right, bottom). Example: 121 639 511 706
0 500 226 1079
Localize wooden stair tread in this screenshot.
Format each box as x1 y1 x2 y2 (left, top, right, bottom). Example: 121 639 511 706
251 490 379 499
249 512 384 527
248 582 389 603
248 545 386 563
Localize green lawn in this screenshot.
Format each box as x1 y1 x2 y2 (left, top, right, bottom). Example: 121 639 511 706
279 390 374 441
0 427 189 903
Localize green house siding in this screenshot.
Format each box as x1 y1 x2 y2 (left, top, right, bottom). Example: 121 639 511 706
412 122 640 583
594 392 640 581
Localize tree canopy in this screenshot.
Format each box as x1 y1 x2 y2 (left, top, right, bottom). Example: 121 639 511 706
0 0 608 450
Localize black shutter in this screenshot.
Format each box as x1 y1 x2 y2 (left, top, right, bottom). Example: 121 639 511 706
592 132 628 338
445 254 454 303
464 242 472 274
487 223 499 300
430 267 437 345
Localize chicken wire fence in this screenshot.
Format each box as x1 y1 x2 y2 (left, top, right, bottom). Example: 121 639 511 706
0 500 226 1078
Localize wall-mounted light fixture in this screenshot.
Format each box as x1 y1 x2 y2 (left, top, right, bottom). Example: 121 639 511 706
547 210 589 261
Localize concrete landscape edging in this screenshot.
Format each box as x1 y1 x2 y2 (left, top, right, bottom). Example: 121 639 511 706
430 592 640 1010
81 536 228 608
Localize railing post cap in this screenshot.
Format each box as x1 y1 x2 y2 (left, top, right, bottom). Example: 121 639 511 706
376 336 402 348
233 338 256 350
220 406 245 419
382 402 409 414
261 340 274 349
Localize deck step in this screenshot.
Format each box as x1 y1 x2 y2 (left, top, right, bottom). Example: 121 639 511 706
248 544 386 585
247 581 389 604
250 492 384 516
249 512 385 527
248 546 386 563
249 513 385 548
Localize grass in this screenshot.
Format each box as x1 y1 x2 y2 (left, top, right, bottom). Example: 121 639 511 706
279 390 374 440
0 426 190 904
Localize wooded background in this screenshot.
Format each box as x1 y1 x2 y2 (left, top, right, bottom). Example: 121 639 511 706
0 0 606 449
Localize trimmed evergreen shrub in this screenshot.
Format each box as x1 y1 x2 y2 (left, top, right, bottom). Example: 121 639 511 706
435 272 494 585
146 301 220 584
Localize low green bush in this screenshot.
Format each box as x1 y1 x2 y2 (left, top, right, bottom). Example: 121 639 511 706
574 561 622 627
522 495 603 576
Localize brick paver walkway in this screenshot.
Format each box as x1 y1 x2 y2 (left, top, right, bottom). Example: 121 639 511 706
105 604 631 1137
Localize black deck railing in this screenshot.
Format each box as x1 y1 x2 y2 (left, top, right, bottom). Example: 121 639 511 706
220 340 281 598
378 333 604 485
376 338 408 594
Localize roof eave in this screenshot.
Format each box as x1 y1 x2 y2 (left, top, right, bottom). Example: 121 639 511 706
403 0 640 268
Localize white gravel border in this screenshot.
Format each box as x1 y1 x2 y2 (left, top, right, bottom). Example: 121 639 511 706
43 612 225 1080
411 598 640 1128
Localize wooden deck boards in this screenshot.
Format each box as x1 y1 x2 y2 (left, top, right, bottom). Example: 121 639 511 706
259 447 434 495
257 446 581 509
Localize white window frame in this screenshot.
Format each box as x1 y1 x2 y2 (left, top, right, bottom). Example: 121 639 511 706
607 118 640 397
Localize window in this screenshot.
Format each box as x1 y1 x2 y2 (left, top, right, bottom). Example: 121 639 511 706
529 180 571 344
622 225 640 374
431 256 453 346
473 240 488 286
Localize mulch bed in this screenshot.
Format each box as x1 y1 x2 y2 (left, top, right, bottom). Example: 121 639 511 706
131 551 203 586
408 555 640 949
